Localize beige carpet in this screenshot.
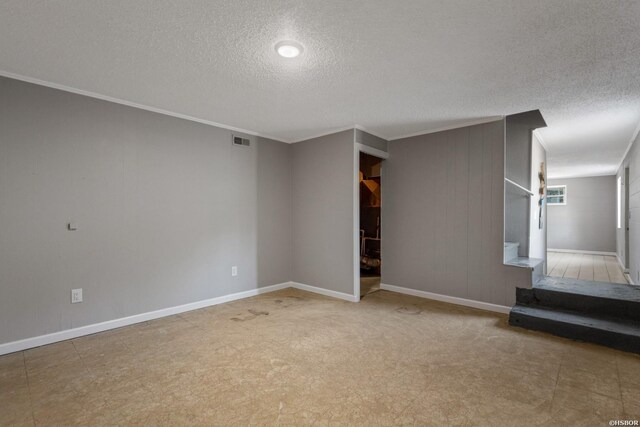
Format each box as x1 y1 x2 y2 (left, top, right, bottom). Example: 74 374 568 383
1 288 639 425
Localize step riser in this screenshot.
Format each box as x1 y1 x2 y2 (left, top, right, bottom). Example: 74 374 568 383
516 288 640 322
509 311 640 354
504 245 519 263
532 263 544 285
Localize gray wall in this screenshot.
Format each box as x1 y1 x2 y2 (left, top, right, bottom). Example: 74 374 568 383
291 130 355 296
547 176 616 252
0 75 540 347
504 114 532 257
618 131 640 283
382 120 531 307
0 76 292 345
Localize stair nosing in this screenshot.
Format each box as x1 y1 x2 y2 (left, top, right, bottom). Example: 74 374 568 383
533 279 640 304
510 305 640 336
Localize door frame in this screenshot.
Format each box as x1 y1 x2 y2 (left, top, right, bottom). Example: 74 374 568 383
353 142 389 301
625 166 630 271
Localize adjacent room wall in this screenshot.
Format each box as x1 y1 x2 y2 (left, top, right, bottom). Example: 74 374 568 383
547 176 616 253
618 130 640 282
291 130 355 297
382 120 531 307
529 133 547 270
0 76 292 345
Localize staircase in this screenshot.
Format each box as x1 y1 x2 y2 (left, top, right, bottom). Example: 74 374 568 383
509 276 640 353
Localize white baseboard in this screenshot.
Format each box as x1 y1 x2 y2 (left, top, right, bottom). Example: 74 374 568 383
290 282 359 302
0 282 291 356
548 248 617 256
380 283 511 314
616 254 629 272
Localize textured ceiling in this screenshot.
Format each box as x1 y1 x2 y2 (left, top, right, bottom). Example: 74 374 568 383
1 1 639 178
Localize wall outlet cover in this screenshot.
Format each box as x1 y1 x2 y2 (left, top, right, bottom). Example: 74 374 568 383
231 266 238 277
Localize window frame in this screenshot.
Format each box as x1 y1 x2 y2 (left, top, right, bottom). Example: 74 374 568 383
547 185 567 206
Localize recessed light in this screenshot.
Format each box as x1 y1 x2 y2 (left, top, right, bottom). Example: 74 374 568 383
275 41 302 58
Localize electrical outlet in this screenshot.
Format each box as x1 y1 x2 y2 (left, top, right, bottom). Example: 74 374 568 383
231 266 238 277
71 288 83 304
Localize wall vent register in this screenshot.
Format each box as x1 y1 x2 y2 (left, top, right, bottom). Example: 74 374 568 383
232 135 251 147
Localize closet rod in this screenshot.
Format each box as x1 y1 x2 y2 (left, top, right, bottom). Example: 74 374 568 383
505 177 534 196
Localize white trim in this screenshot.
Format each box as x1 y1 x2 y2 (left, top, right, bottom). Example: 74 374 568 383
353 142 361 301
0 281 363 355
353 143 388 302
290 282 359 302
290 126 357 144
502 118 507 277
615 119 640 174
380 283 511 314
353 124 390 142
548 248 617 256
0 72 519 149
388 116 504 141
0 282 291 356
0 70 290 144
505 178 534 196
292 125 392 145
616 254 629 274
355 142 390 160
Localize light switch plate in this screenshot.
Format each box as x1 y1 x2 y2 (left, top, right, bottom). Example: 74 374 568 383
71 288 83 304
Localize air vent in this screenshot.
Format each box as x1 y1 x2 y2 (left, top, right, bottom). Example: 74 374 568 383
232 135 251 147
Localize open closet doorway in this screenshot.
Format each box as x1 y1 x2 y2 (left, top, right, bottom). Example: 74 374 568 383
359 152 384 298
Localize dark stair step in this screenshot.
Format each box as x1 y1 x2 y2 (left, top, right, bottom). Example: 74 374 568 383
509 305 640 354
516 277 640 322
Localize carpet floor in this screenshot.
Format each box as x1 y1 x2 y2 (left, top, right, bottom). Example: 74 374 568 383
1 287 639 425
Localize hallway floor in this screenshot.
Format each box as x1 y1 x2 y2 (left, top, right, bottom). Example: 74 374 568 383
548 251 628 284
2 288 639 425
360 275 381 298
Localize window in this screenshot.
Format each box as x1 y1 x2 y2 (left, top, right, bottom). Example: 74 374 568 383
617 176 622 229
547 185 566 205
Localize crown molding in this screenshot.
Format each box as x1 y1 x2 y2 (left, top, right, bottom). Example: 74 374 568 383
388 116 504 141
0 69 290 143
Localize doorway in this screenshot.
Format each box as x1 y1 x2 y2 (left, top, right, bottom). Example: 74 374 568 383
546 174 629 285
359 152 384 298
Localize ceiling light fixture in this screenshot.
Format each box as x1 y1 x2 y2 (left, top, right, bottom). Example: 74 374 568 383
275 41 302 58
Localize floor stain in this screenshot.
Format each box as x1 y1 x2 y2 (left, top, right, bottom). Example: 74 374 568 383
396 305 422 315
272 296 305 308
231 309 269 322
